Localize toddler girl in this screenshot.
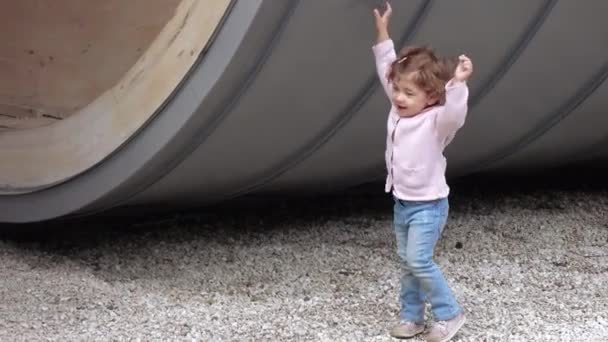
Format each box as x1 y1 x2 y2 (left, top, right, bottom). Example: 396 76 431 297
372 3 473 341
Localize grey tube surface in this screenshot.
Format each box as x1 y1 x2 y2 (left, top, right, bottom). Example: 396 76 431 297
1 0 607 223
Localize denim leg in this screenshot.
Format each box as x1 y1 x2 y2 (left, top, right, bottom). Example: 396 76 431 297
405 199 461 321
394 202 425 323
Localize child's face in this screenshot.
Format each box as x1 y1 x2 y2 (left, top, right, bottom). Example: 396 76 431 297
390 72 437 117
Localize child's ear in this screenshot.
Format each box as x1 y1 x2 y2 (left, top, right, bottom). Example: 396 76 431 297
427 95 439 106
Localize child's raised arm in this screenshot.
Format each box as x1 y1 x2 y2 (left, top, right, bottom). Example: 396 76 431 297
435 55 474 141
373 2 392 44
372 2 396 98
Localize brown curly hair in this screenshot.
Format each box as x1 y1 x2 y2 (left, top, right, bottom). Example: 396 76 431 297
387 46 455 105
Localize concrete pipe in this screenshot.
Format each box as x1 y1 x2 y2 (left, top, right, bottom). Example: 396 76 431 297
1 0 607 223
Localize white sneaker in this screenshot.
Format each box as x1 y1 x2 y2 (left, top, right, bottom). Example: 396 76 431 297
424 312 466 342
390 320 425 339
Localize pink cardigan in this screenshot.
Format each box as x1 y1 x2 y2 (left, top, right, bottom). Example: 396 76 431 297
373 39 469 201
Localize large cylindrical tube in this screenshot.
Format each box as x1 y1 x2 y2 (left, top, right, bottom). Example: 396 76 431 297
0 0 606 223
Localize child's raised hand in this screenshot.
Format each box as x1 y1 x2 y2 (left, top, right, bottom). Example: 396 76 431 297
373 2 392 33
454 55 473 82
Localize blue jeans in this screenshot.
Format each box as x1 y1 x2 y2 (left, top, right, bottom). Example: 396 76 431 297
393 196 461 322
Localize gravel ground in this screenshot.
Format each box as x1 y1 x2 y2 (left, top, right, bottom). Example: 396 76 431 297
1 174 607 341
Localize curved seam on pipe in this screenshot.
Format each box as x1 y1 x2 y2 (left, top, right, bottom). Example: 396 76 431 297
72 0 301 217
473 61 608 172
223 0 435 199
468 0 558 107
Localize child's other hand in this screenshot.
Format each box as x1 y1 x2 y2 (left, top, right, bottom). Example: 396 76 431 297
454 55 473 82
373 2 392 33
